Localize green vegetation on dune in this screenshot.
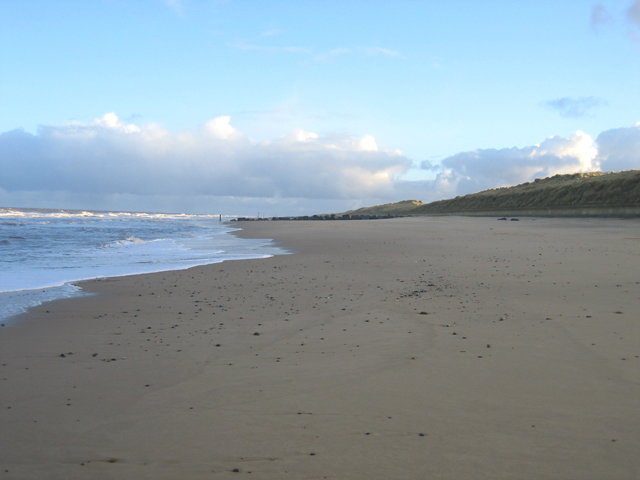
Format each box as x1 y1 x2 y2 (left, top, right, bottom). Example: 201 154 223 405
344 171 640 217
346 199 424 216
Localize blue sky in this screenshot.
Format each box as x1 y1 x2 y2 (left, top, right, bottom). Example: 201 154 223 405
1 0 640 215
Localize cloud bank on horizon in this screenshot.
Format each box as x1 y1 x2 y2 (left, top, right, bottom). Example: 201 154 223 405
2 113 640 215
0 114 410 214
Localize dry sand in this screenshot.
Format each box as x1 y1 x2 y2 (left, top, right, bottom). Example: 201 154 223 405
1 216 639 479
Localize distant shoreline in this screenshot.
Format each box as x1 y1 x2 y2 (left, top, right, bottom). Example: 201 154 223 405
234 202 640 222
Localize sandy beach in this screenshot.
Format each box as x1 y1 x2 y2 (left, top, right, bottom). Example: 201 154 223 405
1 216 639 479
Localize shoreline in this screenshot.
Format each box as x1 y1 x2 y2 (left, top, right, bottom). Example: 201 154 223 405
1 216 639 479
0 217 285 325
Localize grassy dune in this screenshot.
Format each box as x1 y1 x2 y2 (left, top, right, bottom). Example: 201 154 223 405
346 170 640 217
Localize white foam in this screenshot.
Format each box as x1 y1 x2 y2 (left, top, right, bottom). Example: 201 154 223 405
0 208 287 323
0 284 88 326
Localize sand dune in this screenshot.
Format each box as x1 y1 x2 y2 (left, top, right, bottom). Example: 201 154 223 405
346 170 640 217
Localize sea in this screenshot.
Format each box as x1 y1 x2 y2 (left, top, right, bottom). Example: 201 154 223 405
0 207 286 324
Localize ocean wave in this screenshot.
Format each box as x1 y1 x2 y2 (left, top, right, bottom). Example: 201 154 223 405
0 208 26 217
0 209 285 321
103 236 149 247
0 208 229 221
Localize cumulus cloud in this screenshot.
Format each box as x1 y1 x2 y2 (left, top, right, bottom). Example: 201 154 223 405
594 121 640 171
428 131 599 196
544 96 606 118
0 113 411 203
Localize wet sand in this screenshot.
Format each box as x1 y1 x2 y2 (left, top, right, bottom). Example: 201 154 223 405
1 216 639 479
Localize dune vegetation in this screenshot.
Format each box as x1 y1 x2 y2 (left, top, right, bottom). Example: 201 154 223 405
345 170 640 217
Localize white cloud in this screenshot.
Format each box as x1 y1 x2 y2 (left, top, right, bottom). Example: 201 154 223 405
594 121 640 171
427 131 599 196
0 114 411 207
278 128 319 143
419 123 640 202
202 116 240 140
92 112 141 133
357 135 378 152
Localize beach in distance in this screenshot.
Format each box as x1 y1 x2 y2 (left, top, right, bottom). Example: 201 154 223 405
1 216 640 479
